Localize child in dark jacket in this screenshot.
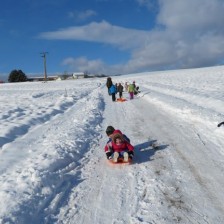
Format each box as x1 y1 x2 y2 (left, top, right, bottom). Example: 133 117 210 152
117 83 124 99
106 77 112 95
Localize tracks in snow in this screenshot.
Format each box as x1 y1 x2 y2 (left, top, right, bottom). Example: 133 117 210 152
0 86 105 223
3 85 224 223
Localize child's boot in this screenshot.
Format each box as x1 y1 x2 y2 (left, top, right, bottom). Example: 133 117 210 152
113 152 119 163
123 152 129 162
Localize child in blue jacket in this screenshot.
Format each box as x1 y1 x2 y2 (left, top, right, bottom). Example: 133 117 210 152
109 84 117 101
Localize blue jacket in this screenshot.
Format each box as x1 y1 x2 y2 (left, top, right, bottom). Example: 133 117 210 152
109 84 117 94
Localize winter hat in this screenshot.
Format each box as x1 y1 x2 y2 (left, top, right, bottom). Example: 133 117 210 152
106 126 115 136
112 130 124 142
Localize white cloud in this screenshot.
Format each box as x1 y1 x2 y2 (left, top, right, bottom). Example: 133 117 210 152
39 20 149 50
68 9 97 21
62 57 109 74
39 0 224 74
157 0 224 34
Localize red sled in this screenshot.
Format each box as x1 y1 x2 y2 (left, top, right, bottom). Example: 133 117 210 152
108 157 132 164
116 98 127 102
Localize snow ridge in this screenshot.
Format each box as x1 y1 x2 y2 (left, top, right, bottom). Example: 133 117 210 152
0 85 104 223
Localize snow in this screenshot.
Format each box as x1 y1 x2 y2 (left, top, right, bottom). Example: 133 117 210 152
0 65 224 224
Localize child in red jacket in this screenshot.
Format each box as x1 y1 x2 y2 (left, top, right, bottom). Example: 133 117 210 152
110 130 134 162
104 126 133 161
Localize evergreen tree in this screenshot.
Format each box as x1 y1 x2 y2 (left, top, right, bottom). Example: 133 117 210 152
8 70 27 82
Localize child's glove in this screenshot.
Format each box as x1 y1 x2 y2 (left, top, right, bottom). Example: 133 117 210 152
108 146 113 152
128 151 134 160
217 122 224 127
106 152 112 160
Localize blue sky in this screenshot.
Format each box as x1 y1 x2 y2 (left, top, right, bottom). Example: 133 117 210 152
1 0 224 81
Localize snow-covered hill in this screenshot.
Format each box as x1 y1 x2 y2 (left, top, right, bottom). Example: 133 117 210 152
0 66 224 224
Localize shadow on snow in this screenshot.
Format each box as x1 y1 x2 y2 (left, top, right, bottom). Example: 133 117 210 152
133 139 169 164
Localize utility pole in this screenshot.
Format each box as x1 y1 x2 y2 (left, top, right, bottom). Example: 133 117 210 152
40 52 48 81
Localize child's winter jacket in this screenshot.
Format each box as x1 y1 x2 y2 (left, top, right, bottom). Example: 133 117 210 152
104 134 130 153
128 84 135 93
109 84 117 94
104 130 134 153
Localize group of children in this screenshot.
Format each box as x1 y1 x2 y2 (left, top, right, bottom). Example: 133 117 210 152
106 77 140 102
105 78 137 162
104 126 134 163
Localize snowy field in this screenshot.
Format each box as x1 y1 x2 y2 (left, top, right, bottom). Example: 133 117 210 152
0 65 224 224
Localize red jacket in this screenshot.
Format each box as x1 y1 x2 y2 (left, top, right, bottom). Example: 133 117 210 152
104 130 134 153
111 141 134 153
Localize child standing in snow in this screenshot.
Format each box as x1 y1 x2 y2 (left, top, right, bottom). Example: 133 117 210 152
106 77 113 95
124 82 128 92
109 83 117 102
117 83 124 99
128 83 135 100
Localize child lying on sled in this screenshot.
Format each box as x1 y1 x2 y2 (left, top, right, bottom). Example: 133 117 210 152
104 129 134 163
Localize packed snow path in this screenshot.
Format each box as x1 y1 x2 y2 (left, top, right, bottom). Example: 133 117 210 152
0 68 224 224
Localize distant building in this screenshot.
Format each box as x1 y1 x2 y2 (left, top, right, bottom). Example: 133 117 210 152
72 72 85 79
27 76 58 82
